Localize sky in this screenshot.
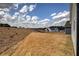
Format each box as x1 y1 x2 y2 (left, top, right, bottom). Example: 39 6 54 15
0 3 70 28
28 3 70 20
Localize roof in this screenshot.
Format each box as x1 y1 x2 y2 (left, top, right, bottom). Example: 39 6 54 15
65 21 71 27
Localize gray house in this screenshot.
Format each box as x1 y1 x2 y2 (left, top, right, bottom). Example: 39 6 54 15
64 21 71 34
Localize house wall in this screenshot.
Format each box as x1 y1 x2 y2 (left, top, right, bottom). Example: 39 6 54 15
65 27 71 34
71 3 77 55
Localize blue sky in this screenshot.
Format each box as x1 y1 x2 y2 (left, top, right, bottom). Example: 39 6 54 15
29 3 70 20
10 3 70 20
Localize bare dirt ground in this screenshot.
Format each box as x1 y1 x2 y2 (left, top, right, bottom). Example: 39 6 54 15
0 27 33 54
0 27 74 56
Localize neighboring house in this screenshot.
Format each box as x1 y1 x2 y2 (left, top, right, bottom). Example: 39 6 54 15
45 26 65 32
44 21 71 34
64 21 71 34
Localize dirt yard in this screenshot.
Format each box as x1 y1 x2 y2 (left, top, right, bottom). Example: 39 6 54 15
0 27 74 56
0 27 33 54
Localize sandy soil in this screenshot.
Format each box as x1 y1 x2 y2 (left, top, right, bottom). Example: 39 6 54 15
0 27 33 54
0 27 74 56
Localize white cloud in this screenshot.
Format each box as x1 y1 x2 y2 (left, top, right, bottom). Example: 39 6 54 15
0 8 11 24
38 19 50 27
0 11 5 16
31 16 38 23
50 13 56 16
26 15 31 21
39 19 49 23
19 5 28 14
3 13 11 21
0 8 10 18
21 15 31 23
0 8 9 12
0 13 11 24
11 12 19 19
50 11 70 26
14 12 19 16
52 18 69 26
29 4 36 12
11 15 17 20
52 11 69 19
